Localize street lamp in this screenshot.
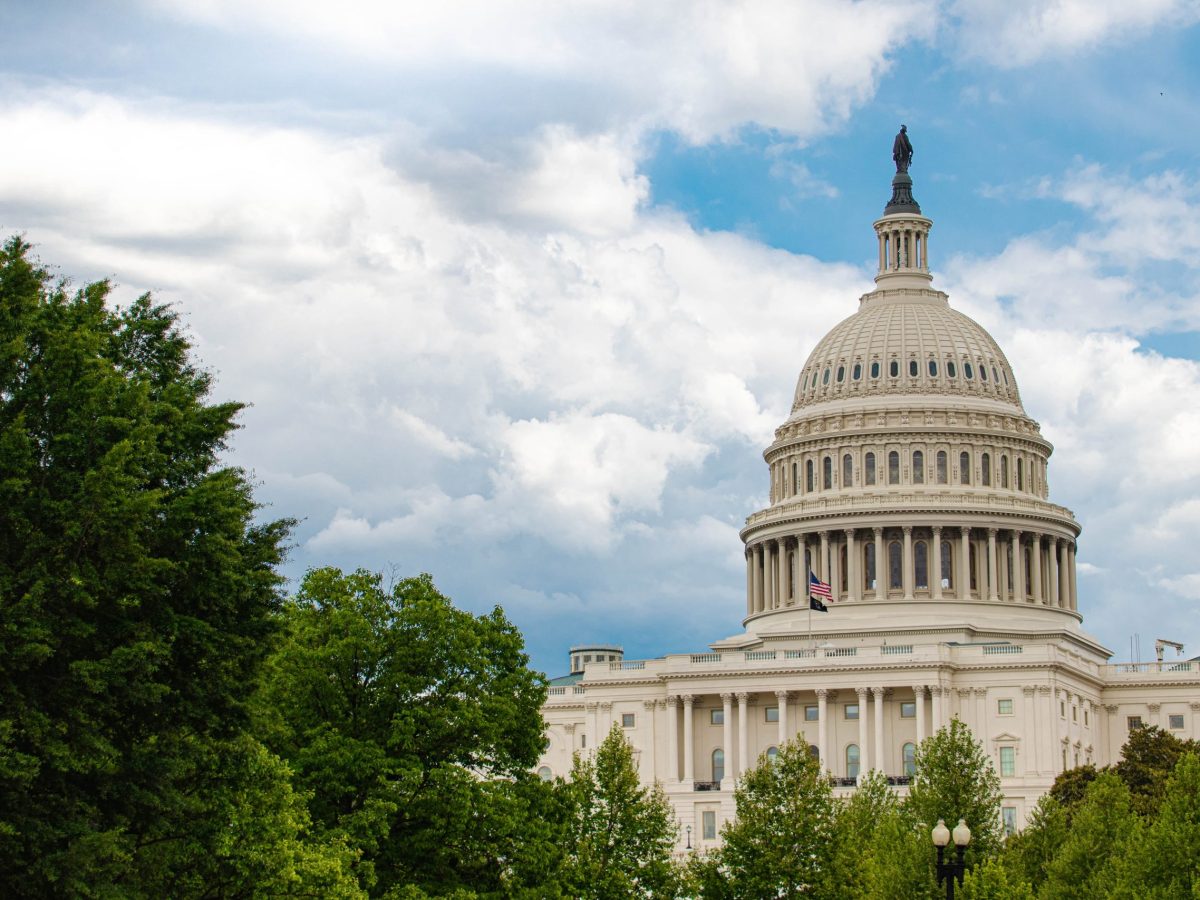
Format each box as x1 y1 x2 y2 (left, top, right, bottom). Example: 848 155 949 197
685 825 692 850
932 818 970 900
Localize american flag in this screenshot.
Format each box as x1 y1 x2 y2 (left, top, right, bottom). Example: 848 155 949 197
809 570 833 600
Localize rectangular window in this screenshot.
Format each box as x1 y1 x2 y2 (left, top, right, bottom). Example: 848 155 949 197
1169 714 1185 730
805 705 819 722
1084 710 1089 726
1127 716 1143 731
621 713 635 728
1060 701 1066 718
1000 746 1016 777
997 698 1014 716
1072 706 1077 721
900 701 916 718
702 810 717 840
1002 807 1017 836
581 734 586 748
710 709 724 726
845 704 859 720
765 706 779 723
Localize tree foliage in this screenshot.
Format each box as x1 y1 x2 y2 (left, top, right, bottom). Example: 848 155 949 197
0 237 309 894
1039 771 1140 900
562 724 680 899
708 738 836 898
904 718 1004 866
256 567 551 897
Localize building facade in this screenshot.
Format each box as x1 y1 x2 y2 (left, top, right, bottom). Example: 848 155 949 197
537 160 1200 851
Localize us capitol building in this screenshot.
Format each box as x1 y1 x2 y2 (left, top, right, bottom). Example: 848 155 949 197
536 139 1199 849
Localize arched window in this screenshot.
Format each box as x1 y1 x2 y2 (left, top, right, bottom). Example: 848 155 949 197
960 451 971 485
889 359 899 377
809 744 821 761
864 542 877 590
1017 458 1025 491
912 450 925 484
947 360 957 378
929 359 938 377
1001 455 1009 488
767 746 779 763
538 766 552 781
982 453 992 486
888 451 900 485
888 541 903 589
847 744 860 779
822 367 831 385
980 364 988 382
823 456 833 490
936 451 948 484
940 540 953 589
965 362 974 380
871 361 880 379
914 541 929 590
792 462 798 496
865 452 877 486
843 453 853 487
712 749 725 783
909 359 919 377
852 363 862 380
806 459 815 493
903 743 916 777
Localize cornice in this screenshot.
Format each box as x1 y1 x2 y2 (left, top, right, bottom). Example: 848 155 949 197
740 499 1079 537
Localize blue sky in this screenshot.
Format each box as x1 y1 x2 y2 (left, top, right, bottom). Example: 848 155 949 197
4 1 1200 676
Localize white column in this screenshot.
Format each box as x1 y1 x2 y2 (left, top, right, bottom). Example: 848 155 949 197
817 688 829 771
737 692 750 776
1031 534 1044 604
987 528 1000 601
682 695 695 783
819 531 831 584
764 542 775 610
666 697 679 781
873 687 886 774
777 690 790 747
721 693 733 787
585 702 598 752
1049 538 1061 608
902 526 914 601
931 527 944 599
845 529 859 602
745 550 754 617
874 527 886 600
1058 540 1070 610
932 685 943 732
777 539 789 606
914 685 926 744
960 527 972 599
752 544 763 613
1012 530 1024 601
856 687 870 775
1021 686 1036 775
1068 543 1078 610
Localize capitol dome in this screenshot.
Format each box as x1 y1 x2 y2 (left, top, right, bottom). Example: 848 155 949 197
737 165 1081 640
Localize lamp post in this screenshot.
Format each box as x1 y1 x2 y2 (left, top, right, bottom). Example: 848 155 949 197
685 825 692 850
931 818 970 900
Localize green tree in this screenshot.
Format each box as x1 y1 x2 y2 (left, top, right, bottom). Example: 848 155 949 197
1039 771 1140 900
1000 794 1068 893
1046 764 1097 816
257 567 552 897
904 719 1004 867
1112 726 1200 819
708 738 836 898
826 770 903 899
957 858 1033 900
860 809 940 900
562 724 679 899
0 238 320 893
1110 752 1200 899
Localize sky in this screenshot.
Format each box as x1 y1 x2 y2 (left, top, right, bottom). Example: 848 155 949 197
4 0 1200 677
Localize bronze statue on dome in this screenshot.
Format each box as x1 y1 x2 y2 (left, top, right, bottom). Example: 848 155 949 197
893 125 913 173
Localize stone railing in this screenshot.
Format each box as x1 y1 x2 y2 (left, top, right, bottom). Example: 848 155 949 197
744 490 1075 527
1102 661 1199 677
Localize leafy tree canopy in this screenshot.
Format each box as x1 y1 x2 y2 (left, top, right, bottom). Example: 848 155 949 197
257 567 551 897
0 237 297 893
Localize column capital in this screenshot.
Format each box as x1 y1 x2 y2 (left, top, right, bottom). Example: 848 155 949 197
957 688 972 699
775 689 791 701
987 527 998 537
563 723 576 734
719 692 733 703
815 688 830 700
1022 685 1037 696
656 698 668 709
960 525 971 537
872 686 885 699
873 526 884 537
819 529 830 540
855 686 870 699
585 702 599 711
680 694 694 705
902 524 913 535
666 695 679 708
971 687 987 697
1011 528 1023 538
1148 703 1162 713
932 524 942 535
844 528 855 540
1189 702 1200 712
1037 685 1052 695
911 685 926 697
643 699 657 710
599 701 613 711
1104 704 1120 713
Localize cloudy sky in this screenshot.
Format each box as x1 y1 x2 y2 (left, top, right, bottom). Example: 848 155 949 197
5 1 1200 675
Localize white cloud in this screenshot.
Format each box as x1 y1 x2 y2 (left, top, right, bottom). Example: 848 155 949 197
151 0 936 143
949 0 1200 67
